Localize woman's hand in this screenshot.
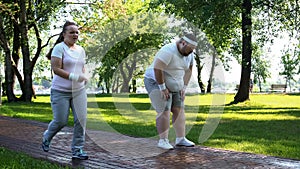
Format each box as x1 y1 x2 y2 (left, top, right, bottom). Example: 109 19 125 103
78 75 88 84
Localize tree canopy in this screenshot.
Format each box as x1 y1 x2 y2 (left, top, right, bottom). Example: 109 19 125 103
0 0 65 102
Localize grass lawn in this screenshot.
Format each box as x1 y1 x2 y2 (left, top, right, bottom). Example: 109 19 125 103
0 147 70 169
0 93 299 160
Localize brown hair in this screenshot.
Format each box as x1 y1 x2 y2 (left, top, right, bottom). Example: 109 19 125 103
46 21 77 60
183 33 197 42
179 33 197 44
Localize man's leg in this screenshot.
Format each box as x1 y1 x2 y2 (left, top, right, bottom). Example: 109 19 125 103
171 92 194 147
156 110 170 139
144 77 173 149
171 106 185 138
149 89 173 149
149 89 171 139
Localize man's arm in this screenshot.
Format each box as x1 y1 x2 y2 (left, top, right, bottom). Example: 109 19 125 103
183 64 193 87
181 64 193 99
154 58 169 100
154 58 167 86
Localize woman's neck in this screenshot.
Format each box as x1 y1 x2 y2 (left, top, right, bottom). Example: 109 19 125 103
64 41 76 48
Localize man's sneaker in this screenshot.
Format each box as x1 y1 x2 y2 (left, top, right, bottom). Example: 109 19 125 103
175 137 195 147
158 139 174 150
72 149 89 160
42 138 50 152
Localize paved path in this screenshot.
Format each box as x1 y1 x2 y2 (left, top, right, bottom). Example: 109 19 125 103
0 115 299 169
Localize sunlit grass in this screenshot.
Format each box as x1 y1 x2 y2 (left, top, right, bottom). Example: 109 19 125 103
0 93 299 160
222 112 298 120
0 147 70 169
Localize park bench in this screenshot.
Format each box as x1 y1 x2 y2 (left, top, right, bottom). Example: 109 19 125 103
270 84 287 93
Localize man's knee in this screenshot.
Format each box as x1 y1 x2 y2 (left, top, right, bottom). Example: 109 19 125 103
156 111 170 119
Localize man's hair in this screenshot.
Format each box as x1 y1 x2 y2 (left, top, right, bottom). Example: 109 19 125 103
182 33 197 42
179 33 197 46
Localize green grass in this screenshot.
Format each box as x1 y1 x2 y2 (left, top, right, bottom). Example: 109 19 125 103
0 147 70 169
0 93 300 160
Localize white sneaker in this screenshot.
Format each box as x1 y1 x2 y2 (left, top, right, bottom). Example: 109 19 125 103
158 139 174 150
175 137 195 147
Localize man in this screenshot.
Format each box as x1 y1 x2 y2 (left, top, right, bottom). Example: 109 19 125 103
144 33 197 150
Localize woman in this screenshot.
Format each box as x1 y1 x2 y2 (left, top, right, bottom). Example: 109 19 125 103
42 21 89 160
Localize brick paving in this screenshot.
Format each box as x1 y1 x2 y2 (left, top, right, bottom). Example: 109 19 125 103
0 115 300 169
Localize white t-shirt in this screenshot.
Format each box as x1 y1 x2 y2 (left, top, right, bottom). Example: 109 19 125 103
145 42 194 92
51 42 86 92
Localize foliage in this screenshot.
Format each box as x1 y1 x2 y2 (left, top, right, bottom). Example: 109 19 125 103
151 0 300 103
251 44 271 91
254 0 300 90
93 32 165 93
151 0 251 102
279 52 300 90
151 0 241 61
232 41 271 92
69 0 171 93
0 0 65 102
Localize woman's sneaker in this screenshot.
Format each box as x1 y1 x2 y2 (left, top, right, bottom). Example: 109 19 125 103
158 139 174 150
42 138 50 152
175 137 195 147
72 149 89 160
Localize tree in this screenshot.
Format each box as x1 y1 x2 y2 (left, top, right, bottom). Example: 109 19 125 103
275 0 300 92
0 0 65 102
70 0 169 93
251 0 299 93
152 0 300 102
98 33 164 93
280 52 300 92
251 44 271 92
233 0 252 102
150 0 248 101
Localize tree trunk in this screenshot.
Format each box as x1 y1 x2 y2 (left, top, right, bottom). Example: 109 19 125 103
105 81 110 94
207 51 216 93
120 57 136 93
20 0 33 102
194 52 205 93
0 15 16 102
233 0 252 103
132 79 136 93
0 76 1 105
120 63 134 93
4 53 17 102
258 77 262 92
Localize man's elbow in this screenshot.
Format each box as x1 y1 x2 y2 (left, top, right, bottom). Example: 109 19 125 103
51 67 61 75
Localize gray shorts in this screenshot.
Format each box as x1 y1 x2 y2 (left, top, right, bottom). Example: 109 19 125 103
144 77 183 112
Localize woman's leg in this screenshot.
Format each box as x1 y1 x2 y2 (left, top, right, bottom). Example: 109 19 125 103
71 88 87 153
43 89 71 142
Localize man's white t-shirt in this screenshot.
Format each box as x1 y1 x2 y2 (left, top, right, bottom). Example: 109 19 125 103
51 42 86 92
145 42 194 92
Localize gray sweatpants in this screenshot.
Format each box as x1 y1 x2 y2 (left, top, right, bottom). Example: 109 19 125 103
43 88 87 153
